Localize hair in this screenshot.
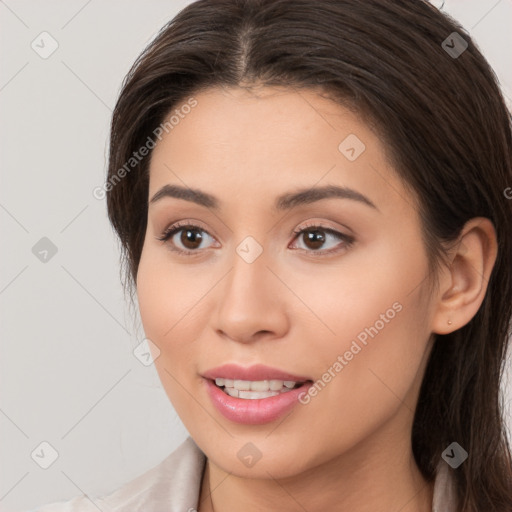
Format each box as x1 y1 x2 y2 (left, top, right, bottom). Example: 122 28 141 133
105 0 512 510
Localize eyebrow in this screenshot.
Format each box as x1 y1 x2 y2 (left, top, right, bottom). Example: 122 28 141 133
149 183 378 211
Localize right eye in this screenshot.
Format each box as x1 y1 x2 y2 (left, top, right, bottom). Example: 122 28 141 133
156 221 218 255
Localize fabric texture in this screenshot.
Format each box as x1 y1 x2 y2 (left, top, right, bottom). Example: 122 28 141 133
29 436 458 511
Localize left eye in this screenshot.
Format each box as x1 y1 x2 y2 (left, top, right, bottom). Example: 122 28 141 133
290 226 354 254
156 223 216 253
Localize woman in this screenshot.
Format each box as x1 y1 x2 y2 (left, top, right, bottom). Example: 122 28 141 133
32 0 512 510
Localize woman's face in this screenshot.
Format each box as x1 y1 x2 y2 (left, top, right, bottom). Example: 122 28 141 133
137 85 438 478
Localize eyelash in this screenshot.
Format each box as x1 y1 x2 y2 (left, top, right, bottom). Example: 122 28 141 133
155 220 355 257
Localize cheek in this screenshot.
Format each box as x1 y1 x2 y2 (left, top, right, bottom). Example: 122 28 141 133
290 237 432 413
136 249 191 386
136 245 218 393
136 251 198 411
288 295 431 470
136 245 205 341
281 233 429 345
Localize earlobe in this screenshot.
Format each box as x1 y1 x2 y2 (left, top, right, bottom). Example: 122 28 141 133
431 217 498 335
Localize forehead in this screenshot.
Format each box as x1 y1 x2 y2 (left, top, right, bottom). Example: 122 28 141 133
151 85 367 166
147 85 414 219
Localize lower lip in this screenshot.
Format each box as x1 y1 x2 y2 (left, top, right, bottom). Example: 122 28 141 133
204 378 311 425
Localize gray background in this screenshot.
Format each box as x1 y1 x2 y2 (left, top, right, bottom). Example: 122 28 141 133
1 1 511 511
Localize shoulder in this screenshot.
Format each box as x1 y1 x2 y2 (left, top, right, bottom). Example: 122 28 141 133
29 437 206 512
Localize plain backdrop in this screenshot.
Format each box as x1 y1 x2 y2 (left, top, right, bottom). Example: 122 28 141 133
1 1 511 511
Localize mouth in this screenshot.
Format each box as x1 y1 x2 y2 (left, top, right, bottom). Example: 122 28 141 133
212 378 306 399
202 364 313 424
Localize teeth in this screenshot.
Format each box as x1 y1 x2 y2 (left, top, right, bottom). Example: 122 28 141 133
269 379 284 390
233 379 251 391
250 380 270 391
239 390 280 399
214 378 304 394
225 387 239 398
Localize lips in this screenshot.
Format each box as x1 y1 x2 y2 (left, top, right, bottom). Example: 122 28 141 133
202 364 313 424
202 363 311 382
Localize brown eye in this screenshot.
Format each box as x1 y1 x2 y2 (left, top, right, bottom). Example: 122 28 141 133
179 227 204 250
290 225 355 255
302 229 326 250
156 222 217 254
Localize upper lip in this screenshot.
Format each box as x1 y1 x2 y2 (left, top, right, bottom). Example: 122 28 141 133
202 364 311 382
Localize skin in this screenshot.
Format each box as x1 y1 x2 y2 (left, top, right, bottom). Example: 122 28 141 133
136 85 497 512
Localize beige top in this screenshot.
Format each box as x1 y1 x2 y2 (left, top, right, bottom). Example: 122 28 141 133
30 436 458 511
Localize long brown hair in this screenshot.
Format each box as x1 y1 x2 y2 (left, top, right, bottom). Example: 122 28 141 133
105 1 512 509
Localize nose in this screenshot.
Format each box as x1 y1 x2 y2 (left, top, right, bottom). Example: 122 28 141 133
211 246 290 344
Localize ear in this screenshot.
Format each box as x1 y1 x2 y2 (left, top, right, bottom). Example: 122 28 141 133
431 217 498 335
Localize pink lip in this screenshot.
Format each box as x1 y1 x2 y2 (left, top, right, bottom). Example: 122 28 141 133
202 364 312 425
202 363 310 382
